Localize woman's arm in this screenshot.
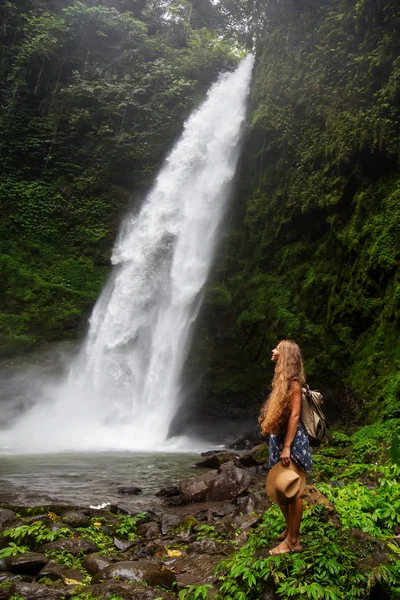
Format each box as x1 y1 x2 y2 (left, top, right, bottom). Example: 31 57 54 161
280 384 302 466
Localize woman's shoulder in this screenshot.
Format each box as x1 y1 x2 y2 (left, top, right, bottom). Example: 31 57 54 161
289 378 302 392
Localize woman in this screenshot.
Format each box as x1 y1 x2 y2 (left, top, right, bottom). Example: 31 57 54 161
259 339 312 555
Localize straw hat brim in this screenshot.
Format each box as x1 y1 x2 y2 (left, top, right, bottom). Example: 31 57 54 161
266 460 306 505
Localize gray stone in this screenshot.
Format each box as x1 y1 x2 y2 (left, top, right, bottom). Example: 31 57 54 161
13 582 67 599
6 553 48 575
195 452 241 469
187 537 233 555
60 510 91 528
117 486 143 495
92 560 176 589
0 510 16 532
231 513 263 531
113 537 134 551
170 553 223 588
83 553 116 575
235 490 268 514
161 513 181 535
84 581 175 599
240 443 269 467
38 537 97 555
155 485 180 497
36 561 83 582
0 579 15 600
207 461 253 501
180 470 218 502
137 521 160 539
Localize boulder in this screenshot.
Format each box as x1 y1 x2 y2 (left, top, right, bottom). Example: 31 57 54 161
161 513 182 535
6 553 48 576
0 510 16 533
117 486 143 495
60 510 91 528
92 560 176 589
137 521 161 539
180 471 218 503
187 538 233 555
36 561 83 583
235 490 268 514
195 452 241 469
302 485 340 527
155 486 180 498
13 582 66 599
84 581 175 599
113 538 134 552
170 553 223 588
206 462 253 501
0 580 15 600
0 559 8 572
240 444 269 467
83 553 116 575
228 430 266 450
231 513 263 531
180 462 252 503
38 537 97 555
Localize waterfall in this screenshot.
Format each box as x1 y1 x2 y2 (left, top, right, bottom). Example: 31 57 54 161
0 55 254 454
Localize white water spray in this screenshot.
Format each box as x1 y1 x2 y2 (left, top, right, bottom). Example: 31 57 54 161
0 55 254 454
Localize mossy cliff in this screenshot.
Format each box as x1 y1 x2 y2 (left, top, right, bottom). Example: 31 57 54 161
197 0 400 422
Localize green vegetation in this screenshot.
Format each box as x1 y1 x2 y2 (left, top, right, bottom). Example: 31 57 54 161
0 0 244 355
198 0 400 421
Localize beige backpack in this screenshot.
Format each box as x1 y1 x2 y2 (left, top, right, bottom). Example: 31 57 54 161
301 385 328 447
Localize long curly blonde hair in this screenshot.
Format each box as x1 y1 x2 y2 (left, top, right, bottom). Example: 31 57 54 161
259 339 305 435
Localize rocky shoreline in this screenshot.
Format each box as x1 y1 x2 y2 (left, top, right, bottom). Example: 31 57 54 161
0 442 275 599
0 434 397 600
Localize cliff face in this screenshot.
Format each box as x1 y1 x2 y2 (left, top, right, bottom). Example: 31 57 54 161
195 0 400 424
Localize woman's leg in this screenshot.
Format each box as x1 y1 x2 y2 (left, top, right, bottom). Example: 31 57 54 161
286 498 303 548
269 499 303 554
278 504 289 538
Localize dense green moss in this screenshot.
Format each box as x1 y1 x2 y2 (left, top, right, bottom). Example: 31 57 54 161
197 0 400 421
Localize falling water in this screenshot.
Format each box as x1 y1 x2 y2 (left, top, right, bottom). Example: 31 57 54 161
0 55 254 453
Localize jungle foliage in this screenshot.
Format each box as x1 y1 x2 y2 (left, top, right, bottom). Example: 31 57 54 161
0 0 244 354
198 0 400 421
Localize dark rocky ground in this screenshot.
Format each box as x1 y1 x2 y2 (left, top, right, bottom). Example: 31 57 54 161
0 440 277 599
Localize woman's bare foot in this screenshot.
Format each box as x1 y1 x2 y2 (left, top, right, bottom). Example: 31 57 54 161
269 538 302 555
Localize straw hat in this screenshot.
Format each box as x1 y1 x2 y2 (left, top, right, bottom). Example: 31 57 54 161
266 460 306 505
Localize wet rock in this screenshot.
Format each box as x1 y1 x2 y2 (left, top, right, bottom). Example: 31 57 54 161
49 522 77 534
155 485 180 497
0 571 31 583
60 510 91 528
302 485 340 527
161 513 182 535
180 471 218 503
0 579 15 600
187 537 233 555
13 582 67 599
228 430 266 450
137 521 160 539
113 537 134 551
36 561 83 583
92 560 176 589
231 513 263 531
171 553 223 588
84 581 175 599
6 553 48 576
38 537 97 555
117 486 143 495
195 452 241 469
0 559 8 572
240 443 269 467
209 501 235 518
0 510 16 532
21 515 50 525
207 461 253 501
83 553 117 575
235 490 268 514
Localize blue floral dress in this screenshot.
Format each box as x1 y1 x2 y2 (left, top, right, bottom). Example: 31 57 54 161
269 422 312 473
